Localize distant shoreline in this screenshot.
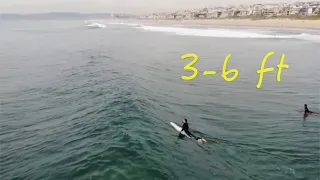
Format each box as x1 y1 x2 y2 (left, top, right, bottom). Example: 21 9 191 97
131 18 320 30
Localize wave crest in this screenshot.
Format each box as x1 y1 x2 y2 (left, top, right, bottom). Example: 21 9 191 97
86 23 106 29
136 25 320 42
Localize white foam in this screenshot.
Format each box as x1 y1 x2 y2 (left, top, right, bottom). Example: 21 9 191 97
106 22 142 27
294 33 320 42
86 23 106 29
136 25 320 42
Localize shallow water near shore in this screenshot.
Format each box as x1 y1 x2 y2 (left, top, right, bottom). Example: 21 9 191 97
1 20 320 180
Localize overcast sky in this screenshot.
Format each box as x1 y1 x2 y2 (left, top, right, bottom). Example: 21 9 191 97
0 0 299 14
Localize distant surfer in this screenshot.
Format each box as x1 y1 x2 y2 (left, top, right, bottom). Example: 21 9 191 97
181 119 207 143
304 104 313 114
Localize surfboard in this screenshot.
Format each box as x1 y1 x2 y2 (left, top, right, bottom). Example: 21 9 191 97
170 122 207 143
297 110 320 116
170 122 191 138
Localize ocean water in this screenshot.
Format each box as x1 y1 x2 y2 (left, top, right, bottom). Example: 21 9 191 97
0 19 320 180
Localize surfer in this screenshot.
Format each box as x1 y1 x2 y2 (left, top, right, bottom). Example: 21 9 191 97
195 137 207 143
181 119 195 138
304 104 313 114
181 119 207 143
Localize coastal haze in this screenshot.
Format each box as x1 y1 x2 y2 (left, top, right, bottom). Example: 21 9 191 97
0 0 299 13
1 1 320 180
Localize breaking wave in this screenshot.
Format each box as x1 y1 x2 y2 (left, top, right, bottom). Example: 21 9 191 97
106 22 142 27
136 25 320 42
86 23 106 29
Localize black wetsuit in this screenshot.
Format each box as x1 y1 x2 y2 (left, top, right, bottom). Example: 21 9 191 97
305 107 313 114
181 123 196 138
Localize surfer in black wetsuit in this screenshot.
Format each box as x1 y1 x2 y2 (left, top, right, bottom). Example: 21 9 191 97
181 119 207 143
304 104 313 114
181 119 197 138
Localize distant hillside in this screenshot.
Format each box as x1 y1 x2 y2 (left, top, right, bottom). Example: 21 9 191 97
0 12 133 20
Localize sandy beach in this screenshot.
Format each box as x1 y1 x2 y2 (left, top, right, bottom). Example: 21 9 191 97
131 19 320 30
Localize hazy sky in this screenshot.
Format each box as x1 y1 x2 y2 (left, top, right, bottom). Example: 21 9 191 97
0 0 298 14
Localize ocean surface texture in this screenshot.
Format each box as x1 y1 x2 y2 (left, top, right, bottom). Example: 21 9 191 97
1 20 320 180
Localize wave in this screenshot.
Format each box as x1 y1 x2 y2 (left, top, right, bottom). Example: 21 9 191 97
106 22 142 27
86 23 106 29
135 25 320 42
293 33 320 42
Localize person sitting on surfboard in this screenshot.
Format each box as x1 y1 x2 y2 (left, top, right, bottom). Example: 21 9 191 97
304 104 313 114
181 119 207 143
181 119 195 138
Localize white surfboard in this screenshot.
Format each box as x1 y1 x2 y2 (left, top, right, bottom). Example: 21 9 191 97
170 122 207 143
170 122 191 138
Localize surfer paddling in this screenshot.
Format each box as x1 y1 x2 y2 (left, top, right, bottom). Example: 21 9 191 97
181 119 207 143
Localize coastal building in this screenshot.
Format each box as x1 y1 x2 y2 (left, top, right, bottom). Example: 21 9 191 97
138 1 320 20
